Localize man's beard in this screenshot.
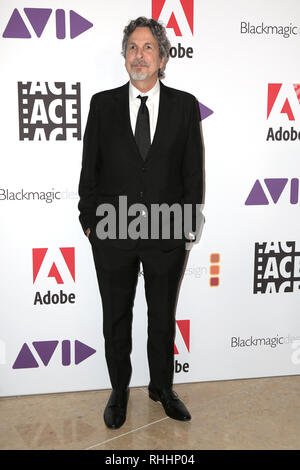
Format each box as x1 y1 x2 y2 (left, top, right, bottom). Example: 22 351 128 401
130 61 149 81
130 70 148 80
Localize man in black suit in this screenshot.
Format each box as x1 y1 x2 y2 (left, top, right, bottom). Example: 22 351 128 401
78 16 204 429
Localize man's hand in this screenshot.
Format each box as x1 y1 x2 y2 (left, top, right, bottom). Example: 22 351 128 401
85 228 91 238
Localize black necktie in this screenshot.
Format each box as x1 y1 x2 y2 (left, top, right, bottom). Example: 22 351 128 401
134 95 151 160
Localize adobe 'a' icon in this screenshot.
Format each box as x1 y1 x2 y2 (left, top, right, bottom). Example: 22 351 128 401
33 247 75 284
267 83 300 121
152 0 194 36
174 320 190 354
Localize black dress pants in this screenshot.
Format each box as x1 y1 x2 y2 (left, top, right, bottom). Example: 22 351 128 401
90 236 187 391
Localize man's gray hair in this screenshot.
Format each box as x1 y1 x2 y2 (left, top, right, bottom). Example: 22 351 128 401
121 16 171 79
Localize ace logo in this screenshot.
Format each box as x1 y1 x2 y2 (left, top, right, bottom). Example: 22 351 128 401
266 83 300 141
18 81 81 141
152 0 194 59
253 241 300 294
32 247 76 305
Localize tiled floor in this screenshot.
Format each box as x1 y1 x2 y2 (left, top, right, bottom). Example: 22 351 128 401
1 375 300 450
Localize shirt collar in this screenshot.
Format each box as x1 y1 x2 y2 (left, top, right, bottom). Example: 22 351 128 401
129 79 160 101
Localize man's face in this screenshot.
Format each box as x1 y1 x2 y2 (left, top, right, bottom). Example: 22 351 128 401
125 27 164 83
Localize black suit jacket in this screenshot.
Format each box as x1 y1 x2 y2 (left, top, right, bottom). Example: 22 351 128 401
78 80 204 250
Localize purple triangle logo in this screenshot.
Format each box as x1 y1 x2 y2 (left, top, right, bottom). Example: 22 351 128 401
12 340 96 368
33 341 59 366
70 10 93 39
75 340 96 364
198 102 213 121
2 8 31 38
12 343 39 369
24 8 52 38
3 8 93 40
245 180 269 205
264 178 288 203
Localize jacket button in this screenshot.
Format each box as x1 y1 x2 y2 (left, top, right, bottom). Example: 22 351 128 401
139 191 143 198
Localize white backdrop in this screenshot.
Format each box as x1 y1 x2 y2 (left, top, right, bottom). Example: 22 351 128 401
1 0 300 397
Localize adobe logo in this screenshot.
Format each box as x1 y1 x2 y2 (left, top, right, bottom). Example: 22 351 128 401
33 247 75 285
174 319 190 354
267 84 300 121
2 8 93 39
174 320 190 374
12 340 96 369
245 178 299 205
152 0 193 37
266 83 300 142
33 247 76 306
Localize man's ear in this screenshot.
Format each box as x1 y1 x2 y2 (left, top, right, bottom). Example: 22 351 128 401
159 56 165 71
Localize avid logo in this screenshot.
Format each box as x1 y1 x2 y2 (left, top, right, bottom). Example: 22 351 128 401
33 247 76 305
266 83 300 141
18 81 81 141
174 319 190 374
245 178 299 205
253 241 300 294
12 340 96 369
152 0 194 59
2 8 93 39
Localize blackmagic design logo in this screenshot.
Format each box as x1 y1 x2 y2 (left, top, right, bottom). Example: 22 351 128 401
209 253 220 286
0 187 79 203
18 81 81 141
231 334 300 349
253 241 300 294
240 22 300 39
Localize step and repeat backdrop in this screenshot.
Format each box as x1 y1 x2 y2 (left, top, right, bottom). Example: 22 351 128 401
1 0 300 397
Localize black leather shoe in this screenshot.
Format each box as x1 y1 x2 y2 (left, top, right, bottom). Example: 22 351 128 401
104 388 129 429
149 387 191 421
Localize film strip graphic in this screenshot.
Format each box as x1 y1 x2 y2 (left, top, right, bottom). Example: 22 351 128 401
18 81 81 140
253 241 300 294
